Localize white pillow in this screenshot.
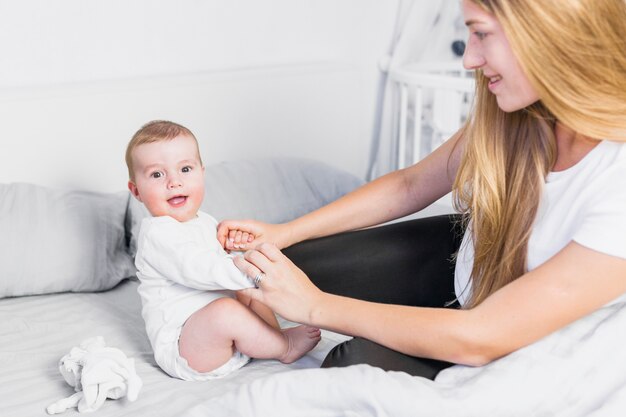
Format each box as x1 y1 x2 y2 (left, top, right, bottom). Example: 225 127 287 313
126 158 364 256
0 183 136 298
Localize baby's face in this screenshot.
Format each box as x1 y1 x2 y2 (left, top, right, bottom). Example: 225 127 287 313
129 134 205 222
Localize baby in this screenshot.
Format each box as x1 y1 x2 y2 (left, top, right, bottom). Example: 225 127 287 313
126 120 320 380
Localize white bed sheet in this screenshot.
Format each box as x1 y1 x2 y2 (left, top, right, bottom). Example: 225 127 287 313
183 293 626 417
6 278 626 417
0 279 349 417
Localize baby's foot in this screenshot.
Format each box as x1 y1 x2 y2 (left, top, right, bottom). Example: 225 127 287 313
279 325 321 364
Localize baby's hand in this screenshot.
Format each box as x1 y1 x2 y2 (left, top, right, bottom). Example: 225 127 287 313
221 227 255 251
218 219 278 250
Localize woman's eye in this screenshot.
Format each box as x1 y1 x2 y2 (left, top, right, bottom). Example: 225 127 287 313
473 31 487 40
182 166 192 173
150 171 163 179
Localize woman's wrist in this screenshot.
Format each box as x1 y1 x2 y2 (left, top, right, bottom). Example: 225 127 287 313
307 291 336 329
279 220 303 249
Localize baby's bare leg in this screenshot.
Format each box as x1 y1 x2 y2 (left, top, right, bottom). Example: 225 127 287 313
179 297 321 373
236 291 280 329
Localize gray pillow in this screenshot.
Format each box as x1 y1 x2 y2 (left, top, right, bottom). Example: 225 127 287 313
0 183 136 298
202 158 364 222
126 157 364 256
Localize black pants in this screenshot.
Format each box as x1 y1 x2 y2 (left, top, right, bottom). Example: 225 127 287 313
283 214 463 380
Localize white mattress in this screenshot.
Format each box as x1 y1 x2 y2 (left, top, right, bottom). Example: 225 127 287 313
0 279 349 417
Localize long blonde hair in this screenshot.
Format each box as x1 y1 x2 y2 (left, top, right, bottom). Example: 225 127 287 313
454 0 626 308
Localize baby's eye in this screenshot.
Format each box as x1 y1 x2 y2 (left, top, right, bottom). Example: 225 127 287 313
181 166 192 173
150 171 163 179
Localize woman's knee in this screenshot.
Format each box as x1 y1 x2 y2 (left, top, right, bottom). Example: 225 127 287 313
322 337 454 380
284 215 462 306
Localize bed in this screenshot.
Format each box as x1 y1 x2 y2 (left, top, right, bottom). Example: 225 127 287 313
5 157 626 417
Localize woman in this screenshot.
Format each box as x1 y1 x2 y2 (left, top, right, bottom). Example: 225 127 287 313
218 0 626 378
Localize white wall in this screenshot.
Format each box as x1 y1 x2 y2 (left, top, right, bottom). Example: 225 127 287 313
1 64 367 192
0 0 397 88
0 0 404 192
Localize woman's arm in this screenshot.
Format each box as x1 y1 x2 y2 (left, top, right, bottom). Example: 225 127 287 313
284 131 464 246
218 129 466 250
237 241 626 366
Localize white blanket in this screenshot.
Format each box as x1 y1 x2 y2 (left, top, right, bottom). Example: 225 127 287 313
182 294 626 417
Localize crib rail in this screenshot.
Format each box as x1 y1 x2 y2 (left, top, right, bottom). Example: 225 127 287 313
389 61 474 168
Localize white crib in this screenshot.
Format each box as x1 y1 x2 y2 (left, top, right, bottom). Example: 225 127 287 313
389 61 474 168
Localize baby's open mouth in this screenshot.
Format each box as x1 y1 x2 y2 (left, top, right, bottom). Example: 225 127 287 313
168 195 187 206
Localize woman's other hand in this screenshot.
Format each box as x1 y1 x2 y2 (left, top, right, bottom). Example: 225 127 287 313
233 243 323 325
217 220 293 251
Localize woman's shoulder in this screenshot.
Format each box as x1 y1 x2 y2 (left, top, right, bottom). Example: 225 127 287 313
600 139 626 160
577 139 626 177
597 139 626 177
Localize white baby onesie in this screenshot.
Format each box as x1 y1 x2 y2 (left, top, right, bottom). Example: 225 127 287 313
134 211 254 379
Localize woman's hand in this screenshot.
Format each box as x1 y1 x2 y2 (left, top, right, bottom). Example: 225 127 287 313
217 219 294 251
233 243 324 325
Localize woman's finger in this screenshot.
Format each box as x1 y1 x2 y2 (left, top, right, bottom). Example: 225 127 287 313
233 255 265 286
237 249 322 325
216 223 229 248
243 248 275 274
255 242 285 263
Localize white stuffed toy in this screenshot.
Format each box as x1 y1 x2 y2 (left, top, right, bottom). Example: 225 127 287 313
47 336 142 414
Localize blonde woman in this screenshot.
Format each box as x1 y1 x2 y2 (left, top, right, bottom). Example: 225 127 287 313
218 0 626 379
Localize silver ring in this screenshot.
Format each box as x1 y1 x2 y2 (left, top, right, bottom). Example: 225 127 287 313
253 273 265 287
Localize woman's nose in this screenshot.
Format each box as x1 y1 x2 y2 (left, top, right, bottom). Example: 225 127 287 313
462 40 485 70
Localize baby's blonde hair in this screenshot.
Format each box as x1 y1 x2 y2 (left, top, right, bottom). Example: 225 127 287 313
125 120 202 181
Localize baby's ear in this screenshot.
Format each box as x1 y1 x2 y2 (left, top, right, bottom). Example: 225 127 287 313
128 181 142 202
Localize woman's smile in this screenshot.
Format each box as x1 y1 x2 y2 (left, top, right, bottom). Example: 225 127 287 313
486 73 503 92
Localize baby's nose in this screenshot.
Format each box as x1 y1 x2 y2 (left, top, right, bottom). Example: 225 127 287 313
167 177 182 188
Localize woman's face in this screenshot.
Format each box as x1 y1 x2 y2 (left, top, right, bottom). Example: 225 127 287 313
462 0 539 112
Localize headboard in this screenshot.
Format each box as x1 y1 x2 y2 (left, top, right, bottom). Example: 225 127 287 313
0 62 367 192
